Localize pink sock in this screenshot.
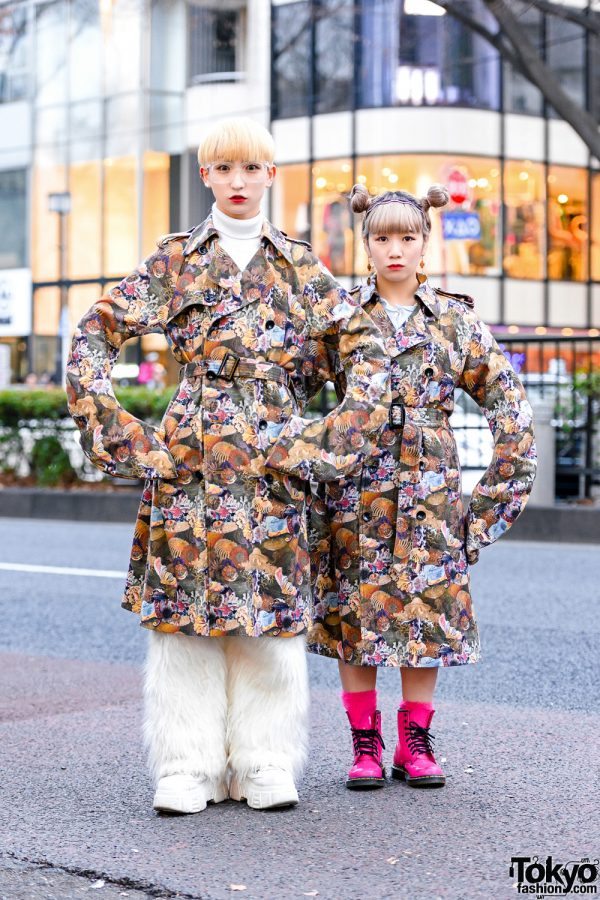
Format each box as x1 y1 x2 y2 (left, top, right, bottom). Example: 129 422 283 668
400 699 433 711
342 689 377 729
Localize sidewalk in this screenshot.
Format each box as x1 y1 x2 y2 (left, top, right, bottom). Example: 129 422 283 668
1 650 599 900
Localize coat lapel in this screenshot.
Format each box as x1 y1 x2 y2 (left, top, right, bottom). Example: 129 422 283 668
356 275 442 358
166 215 293 322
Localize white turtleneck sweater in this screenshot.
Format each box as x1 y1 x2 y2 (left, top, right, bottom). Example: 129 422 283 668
211 202 264 273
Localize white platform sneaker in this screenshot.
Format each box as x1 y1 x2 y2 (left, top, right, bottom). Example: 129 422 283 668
229 765 299 810
152 773 229 814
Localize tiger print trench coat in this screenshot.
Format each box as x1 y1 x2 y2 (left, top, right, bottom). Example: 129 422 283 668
307 275 537 667
66 216 390 638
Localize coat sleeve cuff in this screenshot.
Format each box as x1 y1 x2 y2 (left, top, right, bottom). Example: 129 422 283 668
82 422 178 481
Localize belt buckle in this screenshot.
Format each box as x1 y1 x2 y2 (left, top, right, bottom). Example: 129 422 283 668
217 352 239 381
390 402 405 430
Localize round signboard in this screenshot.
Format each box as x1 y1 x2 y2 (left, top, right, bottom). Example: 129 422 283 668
447 168 468 204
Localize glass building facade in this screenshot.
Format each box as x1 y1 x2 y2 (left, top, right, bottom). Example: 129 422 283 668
0 0 598 384
0 0 185 380
271 0 600 332
0 0 272 382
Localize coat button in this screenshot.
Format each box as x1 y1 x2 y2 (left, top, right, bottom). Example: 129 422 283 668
206 371 216 381
282 616 293 628
264 473 274 485
162 607 172 619
197 472 204 481
265 320 275 330
200 246 207 255
424 367 434 378
416 510 426 521
419 461 426 471
362 511 372 522
258 419 268 431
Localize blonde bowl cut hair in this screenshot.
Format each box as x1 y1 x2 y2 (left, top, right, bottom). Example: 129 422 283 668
197 117 275 167
350 183 450 240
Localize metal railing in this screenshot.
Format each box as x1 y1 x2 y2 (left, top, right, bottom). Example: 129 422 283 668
450 335 599 500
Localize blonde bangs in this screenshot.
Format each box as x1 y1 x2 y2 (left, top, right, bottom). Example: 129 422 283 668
365 200 424 236
197 118 275 166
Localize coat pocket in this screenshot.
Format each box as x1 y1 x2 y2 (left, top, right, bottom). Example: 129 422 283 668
160 380 203 476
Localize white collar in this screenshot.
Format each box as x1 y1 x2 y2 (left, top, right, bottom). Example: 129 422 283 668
211 202 264 240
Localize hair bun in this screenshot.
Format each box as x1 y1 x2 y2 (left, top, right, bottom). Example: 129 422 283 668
350 183 371 214
421 183 450 211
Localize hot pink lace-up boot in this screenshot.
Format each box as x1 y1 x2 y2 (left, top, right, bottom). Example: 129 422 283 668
342 690 386 790
392 701 445 788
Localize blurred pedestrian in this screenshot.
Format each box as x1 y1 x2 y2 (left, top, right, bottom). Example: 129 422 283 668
309 182 537 790
65 118 390 814
138 352 166 390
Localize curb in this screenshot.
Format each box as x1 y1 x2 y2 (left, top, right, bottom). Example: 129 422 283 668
0 487 140 522
0 488 598 543
502 503 599 545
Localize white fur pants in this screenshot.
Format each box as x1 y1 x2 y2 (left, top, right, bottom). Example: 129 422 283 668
143 633 309 785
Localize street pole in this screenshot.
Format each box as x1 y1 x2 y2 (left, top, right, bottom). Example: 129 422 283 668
48 191 71 386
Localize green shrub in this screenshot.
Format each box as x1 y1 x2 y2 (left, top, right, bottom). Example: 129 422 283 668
30 435 77 486
0 386 174 426
0 386 175 485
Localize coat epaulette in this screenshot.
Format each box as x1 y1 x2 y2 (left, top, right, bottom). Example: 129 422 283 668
280 231 312 250
156 229 194 249
434 287 475 310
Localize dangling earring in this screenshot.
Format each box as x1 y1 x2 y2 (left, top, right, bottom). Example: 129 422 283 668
416 257 427 285
367 259 373 273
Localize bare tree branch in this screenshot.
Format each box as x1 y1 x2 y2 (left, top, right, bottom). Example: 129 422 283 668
483 0 600 157
431 0 522 69
271 0 600 156
527 0 600 37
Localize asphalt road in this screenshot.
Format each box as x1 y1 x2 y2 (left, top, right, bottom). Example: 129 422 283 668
1 517 599 899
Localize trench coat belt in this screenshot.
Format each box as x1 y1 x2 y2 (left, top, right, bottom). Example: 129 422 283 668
390 403 449 430
180 353 291 387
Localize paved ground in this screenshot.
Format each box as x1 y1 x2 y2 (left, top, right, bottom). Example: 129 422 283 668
1 518 599 899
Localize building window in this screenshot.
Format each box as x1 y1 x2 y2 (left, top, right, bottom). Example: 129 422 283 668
277 155 504 279
104 156 138 279
355 154 500 278
0 3 28 103
591 32 600 124
68 160 102 281
359 0 500 111
503 160 545 280
272 0 311 119
503 3 543 115
188 3 246 85
546 13 585 118
0 169 27 269
547 166 588 282
315 0 353 114
311 159 353 275
592 173 600 283
33 287 59 336
271 163 310 243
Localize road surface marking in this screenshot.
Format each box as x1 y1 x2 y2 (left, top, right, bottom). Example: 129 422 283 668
0 562 126 579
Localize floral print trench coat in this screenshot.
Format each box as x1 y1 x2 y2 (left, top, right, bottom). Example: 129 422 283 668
66 216 390 638
308 275 537 667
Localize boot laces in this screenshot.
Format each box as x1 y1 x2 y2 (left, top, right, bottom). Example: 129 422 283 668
351 726 385 758
406 721 436 758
